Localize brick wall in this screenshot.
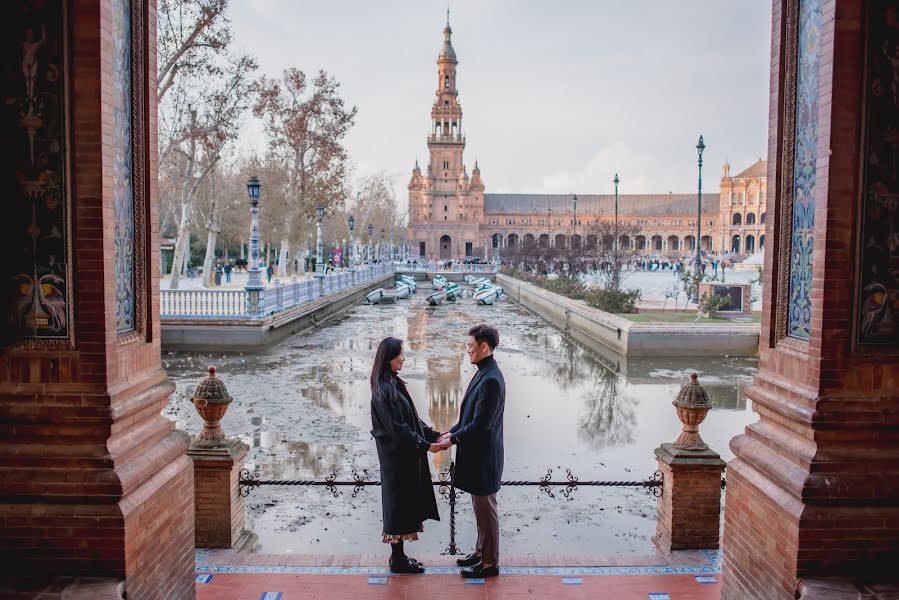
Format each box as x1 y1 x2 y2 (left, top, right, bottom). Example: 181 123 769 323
722 0 899 598
0 1 194 597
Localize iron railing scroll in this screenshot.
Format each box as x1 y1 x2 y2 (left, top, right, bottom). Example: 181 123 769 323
238 461 664 555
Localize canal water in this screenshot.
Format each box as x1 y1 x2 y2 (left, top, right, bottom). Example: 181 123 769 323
162 284 757 556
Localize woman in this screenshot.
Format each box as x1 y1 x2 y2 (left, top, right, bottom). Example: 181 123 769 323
370 337 442 574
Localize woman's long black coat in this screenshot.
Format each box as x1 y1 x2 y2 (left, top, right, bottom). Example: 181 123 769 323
370 376 440 536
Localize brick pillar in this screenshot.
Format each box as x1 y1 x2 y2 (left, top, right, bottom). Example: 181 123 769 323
654 373 726 552
722 1 899 599
188 440 250 548
0 1 194 597
654 444 725 551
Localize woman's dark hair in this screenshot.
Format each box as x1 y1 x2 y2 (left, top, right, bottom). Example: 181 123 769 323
371 336 404 389
468 323 499 350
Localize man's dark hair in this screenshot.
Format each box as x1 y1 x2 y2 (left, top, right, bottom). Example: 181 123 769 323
468 324 499 350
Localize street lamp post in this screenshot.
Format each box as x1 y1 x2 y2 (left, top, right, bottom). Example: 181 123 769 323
692 135 706 304
572 193 578 247
367 223 374 265
380 228 385 262
614 173 620 290
245 176 263 315
547 206 552 249
315 205 325 272
348 215 356 268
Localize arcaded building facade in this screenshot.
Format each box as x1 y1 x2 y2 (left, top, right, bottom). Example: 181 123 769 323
407 22 767 260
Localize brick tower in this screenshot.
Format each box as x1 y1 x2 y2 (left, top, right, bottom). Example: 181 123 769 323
407 14 484 260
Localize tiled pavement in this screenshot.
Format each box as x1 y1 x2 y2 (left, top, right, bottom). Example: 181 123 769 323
195 549 722 599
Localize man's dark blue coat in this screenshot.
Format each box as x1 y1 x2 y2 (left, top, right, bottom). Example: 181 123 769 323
450 355 505 496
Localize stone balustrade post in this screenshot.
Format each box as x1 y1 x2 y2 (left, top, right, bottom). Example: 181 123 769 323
186 367 250 549
315 273 325 297
654 373 725 552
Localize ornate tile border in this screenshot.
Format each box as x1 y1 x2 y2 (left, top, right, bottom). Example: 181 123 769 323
194 549 722 578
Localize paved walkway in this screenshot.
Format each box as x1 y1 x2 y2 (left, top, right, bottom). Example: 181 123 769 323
195 549 722 599
196 572 721 599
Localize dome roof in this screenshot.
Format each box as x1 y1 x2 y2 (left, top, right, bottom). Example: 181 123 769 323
439 24 456 60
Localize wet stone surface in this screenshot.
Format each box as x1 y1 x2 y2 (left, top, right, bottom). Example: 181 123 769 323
163 284 757 556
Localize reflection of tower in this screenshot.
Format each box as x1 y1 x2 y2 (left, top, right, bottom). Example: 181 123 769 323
427 354 463 473
405 305 429 351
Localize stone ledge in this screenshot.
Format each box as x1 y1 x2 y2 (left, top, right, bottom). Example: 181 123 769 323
496 273 759 357
0 578 124 600
798 578 899 599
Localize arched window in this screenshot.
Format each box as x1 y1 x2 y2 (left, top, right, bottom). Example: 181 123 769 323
760 212 766 224
732 213 742 226
444 75 449 90
746 213 756 225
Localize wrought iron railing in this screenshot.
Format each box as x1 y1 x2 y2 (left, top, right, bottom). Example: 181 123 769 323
239 461 663 555
160 264 393 320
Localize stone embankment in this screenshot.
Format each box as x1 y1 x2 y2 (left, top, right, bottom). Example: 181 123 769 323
495 274 759 357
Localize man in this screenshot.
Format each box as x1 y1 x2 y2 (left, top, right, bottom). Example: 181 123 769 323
436 324 505 579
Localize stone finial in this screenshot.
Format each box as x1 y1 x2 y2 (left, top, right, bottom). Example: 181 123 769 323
190 365 235 447
671 372 711 450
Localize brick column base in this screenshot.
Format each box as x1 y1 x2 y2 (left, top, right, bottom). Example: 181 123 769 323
653 443 726 552
187 438 250 548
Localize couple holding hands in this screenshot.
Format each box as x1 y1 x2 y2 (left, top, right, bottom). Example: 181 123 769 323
370 324 505 578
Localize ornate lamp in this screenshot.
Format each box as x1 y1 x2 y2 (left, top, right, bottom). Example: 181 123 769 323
348 215 356 267
190 366 234 447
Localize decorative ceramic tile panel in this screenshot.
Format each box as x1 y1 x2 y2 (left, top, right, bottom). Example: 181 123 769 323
857 0 899 346
5 1 70 341
112 0 135 333
787 0 822 340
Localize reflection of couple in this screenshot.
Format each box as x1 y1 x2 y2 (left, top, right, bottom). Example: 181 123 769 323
370 324 505 578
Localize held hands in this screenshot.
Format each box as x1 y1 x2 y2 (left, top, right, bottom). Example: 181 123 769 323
428 432 453 453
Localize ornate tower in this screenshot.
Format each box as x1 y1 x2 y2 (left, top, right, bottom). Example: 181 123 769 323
408 15 484 260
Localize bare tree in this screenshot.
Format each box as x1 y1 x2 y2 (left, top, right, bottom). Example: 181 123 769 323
254 69 357 276
580 221 644 291
157 0 257 288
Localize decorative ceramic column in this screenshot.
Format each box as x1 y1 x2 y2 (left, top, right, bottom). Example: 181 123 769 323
722 1 899 598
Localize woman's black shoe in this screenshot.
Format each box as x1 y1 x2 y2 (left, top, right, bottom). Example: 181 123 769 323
406 556 424 568
455 552 481 567
389 556 424 574
461 562 499 578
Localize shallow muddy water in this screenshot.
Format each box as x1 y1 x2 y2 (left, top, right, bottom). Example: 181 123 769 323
162 284 757 557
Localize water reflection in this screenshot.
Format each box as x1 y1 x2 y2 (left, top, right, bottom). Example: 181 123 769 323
161 288 757 555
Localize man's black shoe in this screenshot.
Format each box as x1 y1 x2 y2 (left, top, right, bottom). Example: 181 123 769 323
460 562 499 578
455 552 481 567
389 556 424 574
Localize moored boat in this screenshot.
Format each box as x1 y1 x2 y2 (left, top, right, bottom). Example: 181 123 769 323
426 290 447 305
365 288 385 305
397 278 416 293
445 282 461 301
432 275 448 290
395 283 412 299
473 287 501 305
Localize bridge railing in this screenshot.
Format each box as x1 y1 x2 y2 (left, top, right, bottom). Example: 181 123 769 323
161 263 394 320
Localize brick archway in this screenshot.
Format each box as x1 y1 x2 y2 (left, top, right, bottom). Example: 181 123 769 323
439 234 452 259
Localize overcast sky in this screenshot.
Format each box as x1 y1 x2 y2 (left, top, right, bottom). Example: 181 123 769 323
229 1 771 197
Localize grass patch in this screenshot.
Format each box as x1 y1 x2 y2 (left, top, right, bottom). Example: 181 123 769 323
620 312 761 323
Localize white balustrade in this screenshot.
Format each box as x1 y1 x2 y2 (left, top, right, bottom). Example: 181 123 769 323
161 264 394 321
